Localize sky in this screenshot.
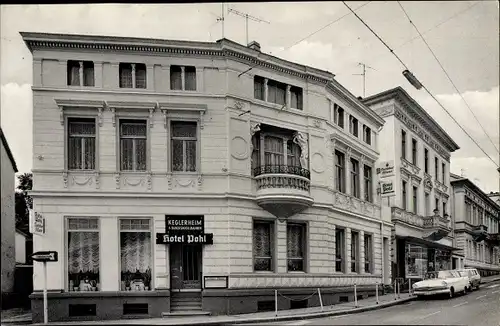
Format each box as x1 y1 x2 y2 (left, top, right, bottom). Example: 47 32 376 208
1 2 499 193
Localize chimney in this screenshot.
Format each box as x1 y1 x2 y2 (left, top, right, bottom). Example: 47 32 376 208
248 41 261 51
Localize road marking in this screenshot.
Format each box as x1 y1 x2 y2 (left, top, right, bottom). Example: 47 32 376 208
452 301 468 308
476 295 487 300
487 284 499 288
417 310 441 320
287 321 311 325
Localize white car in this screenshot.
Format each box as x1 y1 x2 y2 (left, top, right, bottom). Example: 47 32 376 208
412 270 470 298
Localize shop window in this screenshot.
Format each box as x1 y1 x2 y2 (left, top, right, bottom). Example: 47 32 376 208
335 228 345 272
405 243 428 278
67 60 95 87
120 119 147 171
363 165 373 202
351 231 359 273
67 218 100 292
120 219 153 291
335 151 345 193
364 234 372 273
119 63 146 89
350 158 360 199
171 121 198 172
253 220 274 272
287 223 306 272
67 118 96 170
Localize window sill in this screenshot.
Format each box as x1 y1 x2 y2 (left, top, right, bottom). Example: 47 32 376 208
67 85 96 88
286 271 306 274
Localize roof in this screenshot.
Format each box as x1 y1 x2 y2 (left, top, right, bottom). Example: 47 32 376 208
362 86 460 153
0 127 18 173
20 32 385 127
451 175 500 212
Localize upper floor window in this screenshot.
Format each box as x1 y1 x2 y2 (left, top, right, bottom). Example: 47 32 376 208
170 65 196 91
424 148 429 174
350 158 360 198
434 157 439 179
171 121 198 172
349 115 358 137
401 130 407 159
119 63 146 89
402 180 407 210
441 162 446 183
254 76 265 100
120 120 147 171
290 86 303 110
252 133 301 171
412 186 418 214
68 118 96 170
67 60 94 87
253 75 303 110
363 125 371 145
442 202 447 216
363 165 372 202
335 150 345 193
333 104 345 129
412 138 418 166
267 80 287 106
435 197 440 212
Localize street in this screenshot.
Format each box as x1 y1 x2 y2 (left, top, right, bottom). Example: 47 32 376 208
248 282 500 326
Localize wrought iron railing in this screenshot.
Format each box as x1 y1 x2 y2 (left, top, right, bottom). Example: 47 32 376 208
253 165 310 179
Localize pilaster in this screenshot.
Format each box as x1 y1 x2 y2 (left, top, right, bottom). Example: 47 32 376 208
196 67 204 92
94 61 103 88
146 64 154 91
359 230 365 274
345 227 351 274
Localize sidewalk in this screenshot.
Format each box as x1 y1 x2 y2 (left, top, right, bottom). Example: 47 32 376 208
3 274 500 325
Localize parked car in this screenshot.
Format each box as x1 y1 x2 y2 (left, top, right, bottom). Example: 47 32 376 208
458 268 481 291
412 270 470 298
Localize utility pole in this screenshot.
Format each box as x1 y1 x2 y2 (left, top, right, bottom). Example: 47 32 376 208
353 62 376 98
228 8 270 45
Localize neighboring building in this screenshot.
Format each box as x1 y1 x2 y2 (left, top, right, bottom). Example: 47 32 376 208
15 228 28 264
363 87 461 285
450 174 500 276
488 191 500 206
1 127 19 307
22 32 389 323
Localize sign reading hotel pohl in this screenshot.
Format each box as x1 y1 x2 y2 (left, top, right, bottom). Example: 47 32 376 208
156 215 213 245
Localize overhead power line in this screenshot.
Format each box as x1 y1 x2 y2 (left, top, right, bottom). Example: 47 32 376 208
397 1 499 155
238 1 371 77
342 1 499 169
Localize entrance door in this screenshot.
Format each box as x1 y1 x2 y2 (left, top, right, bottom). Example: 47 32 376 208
170 244 202 291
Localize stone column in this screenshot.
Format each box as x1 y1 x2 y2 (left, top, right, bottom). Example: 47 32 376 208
196 67 204 92
162 64 171 91
131 63 136 88
78 61 84 86
146 64 154 91
331 225 336 274
94 61 103 88
346 227 352 273
286 85 291 110
180 66 186 91
264 78 269 102
359 230 365 274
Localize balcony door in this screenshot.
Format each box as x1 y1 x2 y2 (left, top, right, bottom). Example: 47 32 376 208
252 132 301 172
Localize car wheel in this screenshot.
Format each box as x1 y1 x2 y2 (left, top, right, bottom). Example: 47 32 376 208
449 287 455 298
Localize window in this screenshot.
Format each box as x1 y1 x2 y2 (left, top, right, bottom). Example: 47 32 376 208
402 181 407 210
435 197 440 213
351 231 359 273
68 118 96 170
287 223 306 272
120 120 147 171
363 165 372 202
267 80 287 106
434 157 439 179
67 61 95 87
401 130 407 159
443 202 447 216
119 63 146 89
334 104 344 128
335 151 345 193
349 115 358 137
441 162 446 183
412 138 418 166
254 76 265 100
425 193 430 216
264 136 284 166
67 218 99 292
363 125 371 145
335 228 345 272
290 86 303 110
171 121 197 172
364 234 372 273
424 148 429 174
252 133 302 171
412 186 418 214
185 66 196 91
170 65 197 91
120 219 153 291
253 221 274 271
350 158 360 198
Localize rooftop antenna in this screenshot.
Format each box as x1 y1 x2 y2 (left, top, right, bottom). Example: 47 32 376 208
353 62 376 97
228 7 270 45
208 3 225 40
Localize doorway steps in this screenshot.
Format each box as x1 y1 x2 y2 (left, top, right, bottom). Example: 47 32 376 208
162 292 211 317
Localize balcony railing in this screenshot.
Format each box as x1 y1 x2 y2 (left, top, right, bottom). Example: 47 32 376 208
253 165 311 179
422 210 451 241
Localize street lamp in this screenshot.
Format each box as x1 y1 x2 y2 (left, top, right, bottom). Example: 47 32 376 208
402 70 423 90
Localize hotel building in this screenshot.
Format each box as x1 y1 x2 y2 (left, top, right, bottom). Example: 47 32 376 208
363 87 461 284
22 32 389 322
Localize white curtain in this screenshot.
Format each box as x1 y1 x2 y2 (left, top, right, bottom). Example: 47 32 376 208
120 232 152 273
68 232 99 274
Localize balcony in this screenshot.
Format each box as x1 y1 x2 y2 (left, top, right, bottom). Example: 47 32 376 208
486 233 500 246
473 224 489 242
422 209 451 241
253 165 313 219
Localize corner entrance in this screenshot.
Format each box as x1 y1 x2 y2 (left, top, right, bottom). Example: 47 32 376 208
169 244 202 291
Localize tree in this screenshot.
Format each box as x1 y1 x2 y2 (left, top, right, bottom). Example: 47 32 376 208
15 173 32 234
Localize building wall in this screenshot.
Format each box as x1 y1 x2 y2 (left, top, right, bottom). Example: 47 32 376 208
1 141 16 295
15 232 27 264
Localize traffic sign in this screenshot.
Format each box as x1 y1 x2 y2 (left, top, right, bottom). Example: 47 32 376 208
31 251 58 262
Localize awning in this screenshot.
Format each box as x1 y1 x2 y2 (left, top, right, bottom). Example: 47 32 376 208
399 236 461 251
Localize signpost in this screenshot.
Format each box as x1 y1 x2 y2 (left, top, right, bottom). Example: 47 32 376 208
31 251 58 325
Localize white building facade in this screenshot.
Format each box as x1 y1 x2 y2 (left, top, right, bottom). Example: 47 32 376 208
363 87 461 285
450 174 500 276
23 32 389 322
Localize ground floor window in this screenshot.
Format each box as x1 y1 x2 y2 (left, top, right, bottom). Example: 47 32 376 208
287 223 306 272
67 218 100 291
120 219 153 291
364 234 373 273
253 220 274 272
335 228 345 272
405 243 428 278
